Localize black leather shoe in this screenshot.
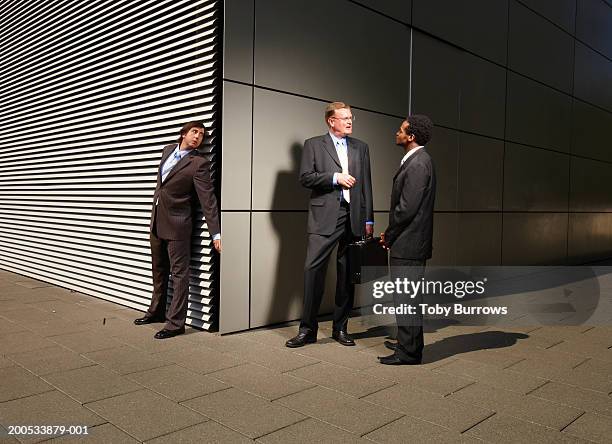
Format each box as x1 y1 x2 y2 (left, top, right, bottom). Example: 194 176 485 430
384 340 397 351
332 330 355 346
285 332 317 348
154 327 185 339
378 353 421 365
134 316 164 325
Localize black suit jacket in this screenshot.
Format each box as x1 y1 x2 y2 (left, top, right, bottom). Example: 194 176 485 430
150 144 220 240
384 148 436 260
299 134 374 236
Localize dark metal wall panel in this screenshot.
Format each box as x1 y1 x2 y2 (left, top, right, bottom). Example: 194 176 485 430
0 0 221 330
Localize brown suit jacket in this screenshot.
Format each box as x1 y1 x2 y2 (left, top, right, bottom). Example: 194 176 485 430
150 144 220 240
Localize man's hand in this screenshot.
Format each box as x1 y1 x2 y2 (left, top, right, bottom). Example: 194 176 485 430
336 173 356 188
379 232 389 250
365 224 373 239
213 239 222 253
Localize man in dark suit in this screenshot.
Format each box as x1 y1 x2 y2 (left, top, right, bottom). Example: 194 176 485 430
380 115 436 365
286 102 374 348
134 121 221 339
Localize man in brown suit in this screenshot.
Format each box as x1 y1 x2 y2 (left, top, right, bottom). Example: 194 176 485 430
134 121 221 339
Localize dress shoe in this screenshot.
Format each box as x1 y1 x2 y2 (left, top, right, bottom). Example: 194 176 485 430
384 340 398 351
154 327 185 339
332 330 355 346
378 353 421 365
285 332 317 348
134 316 164 325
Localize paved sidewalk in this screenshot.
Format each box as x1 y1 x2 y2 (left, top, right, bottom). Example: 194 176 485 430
0 269 611 443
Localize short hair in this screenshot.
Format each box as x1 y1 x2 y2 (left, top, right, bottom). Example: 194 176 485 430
325 102 351 124
405 115 433 145
177 121 206 147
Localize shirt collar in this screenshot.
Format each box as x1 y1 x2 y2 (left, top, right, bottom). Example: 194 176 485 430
175 144 193 159
329 131 347 148
401 146 424 165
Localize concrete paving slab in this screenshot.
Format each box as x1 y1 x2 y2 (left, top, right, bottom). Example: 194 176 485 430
0 331 56 355
7 345 96 376
364 416 482 444
210 363 315 401
0 318 29 336
0 355 14 368
83 345 169 375
0 391 105 444
293 342 376 370
530 382 612 417
43 365 141 404
0 425 19 444
14 279 53 289
48 423 139 443
23 318 92 338
256 418 369 443
434 358 548 394
55 307 109 324
549 337 612 361
363 362 474 396
153 344 244 375
86 389 207 442
362 385 495 432
79 317 150 338
49 330 125 354
0 366 54 402
144 421 253 443
448 382 584 429
562 412 612 443
0 307 57 324
574 358 612 378
465 413 587 444
287 361 396 398
223 340 320 373
0 299 33 312
126 364 229 402
182 388 305 439
116 328 196 354
357 342 458 370
274 386 403 436
528 326 594 341
507 358 612 393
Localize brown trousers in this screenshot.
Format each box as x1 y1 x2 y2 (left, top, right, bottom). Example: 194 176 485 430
147 229 191 331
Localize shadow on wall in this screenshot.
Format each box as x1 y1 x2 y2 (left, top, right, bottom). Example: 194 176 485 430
268 142 308 325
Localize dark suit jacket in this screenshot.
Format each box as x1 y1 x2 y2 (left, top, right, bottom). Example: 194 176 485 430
299 134 374 236
150 144 220 240
384 148 436 260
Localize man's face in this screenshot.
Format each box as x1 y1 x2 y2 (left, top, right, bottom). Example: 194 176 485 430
181 127 205 150
396 121 411 146
328 108 353 137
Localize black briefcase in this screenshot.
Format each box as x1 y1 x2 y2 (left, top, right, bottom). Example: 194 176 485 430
347 237 389 284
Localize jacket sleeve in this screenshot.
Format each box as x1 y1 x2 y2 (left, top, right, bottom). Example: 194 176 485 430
193 160 221 237
384 161 430 246
299 138 335 192
362 143 374 223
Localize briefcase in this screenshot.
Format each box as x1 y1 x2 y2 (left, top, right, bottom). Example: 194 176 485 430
347 237 389 284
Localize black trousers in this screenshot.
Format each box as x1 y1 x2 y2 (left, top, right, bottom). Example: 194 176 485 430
147 228 191 332
300 204 356 334
390 257 426 361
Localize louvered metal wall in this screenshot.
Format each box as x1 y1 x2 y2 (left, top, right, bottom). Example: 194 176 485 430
0 0 221 330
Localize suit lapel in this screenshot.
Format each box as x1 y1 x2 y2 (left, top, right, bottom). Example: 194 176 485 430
393 150 418 181
323 134 341 168
156 144 176 185
347 137 358 176
162 150 195 185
